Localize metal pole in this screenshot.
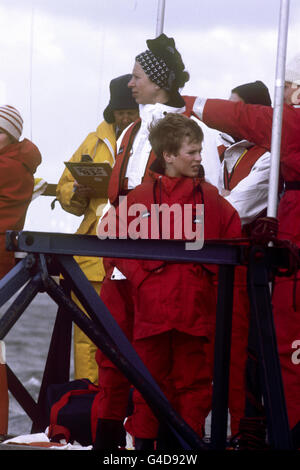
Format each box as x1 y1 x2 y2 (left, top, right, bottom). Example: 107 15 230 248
156 0 166 36
267 0 290 218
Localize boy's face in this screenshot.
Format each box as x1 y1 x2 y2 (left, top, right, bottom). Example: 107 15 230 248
164 136 202 178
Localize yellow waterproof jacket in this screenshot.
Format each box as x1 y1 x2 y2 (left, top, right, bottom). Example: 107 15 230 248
56 120 116 282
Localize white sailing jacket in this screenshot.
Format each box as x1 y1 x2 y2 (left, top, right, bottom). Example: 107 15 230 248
216 132 271 226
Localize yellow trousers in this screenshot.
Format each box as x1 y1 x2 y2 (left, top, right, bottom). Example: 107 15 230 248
72 281 102 384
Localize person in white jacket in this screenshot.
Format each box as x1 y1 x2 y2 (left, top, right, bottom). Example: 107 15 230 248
217 80 272 229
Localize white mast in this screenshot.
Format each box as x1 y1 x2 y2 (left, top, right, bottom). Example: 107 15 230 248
267 0 290 218
156 0 166 36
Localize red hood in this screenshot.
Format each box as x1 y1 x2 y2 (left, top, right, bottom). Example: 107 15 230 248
0 138 41 174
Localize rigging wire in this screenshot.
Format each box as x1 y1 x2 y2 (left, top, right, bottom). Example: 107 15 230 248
29 2 35 141
96 24 106 120
156 0 166 36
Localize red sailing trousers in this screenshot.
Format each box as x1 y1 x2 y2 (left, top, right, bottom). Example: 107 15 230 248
95 277 134 421
273 276 300 430
124 330 212 439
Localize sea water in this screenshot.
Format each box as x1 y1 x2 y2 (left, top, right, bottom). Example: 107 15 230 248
0 289 74 436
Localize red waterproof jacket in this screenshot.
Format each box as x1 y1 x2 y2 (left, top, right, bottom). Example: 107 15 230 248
202 100 300 247
100 173 241 340
0 138 41 278
0 138 41 232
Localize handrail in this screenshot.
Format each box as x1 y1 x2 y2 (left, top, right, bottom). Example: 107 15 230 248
0 231 294 450
40 184 57 197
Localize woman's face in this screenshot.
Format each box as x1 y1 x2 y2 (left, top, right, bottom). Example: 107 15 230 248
0 129 12 150
284 81 300 105
128 61 161 105
229 92 245 103
113 108 139 135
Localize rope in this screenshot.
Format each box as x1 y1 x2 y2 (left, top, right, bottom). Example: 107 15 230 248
229 417 268 450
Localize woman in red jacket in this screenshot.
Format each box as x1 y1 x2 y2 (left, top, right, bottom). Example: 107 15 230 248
98 114 241 449
0 105 41 278
94 34 199 449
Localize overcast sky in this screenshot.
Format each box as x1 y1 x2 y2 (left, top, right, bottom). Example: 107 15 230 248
1 0 300 233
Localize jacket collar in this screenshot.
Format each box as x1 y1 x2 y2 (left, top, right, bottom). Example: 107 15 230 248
0 138 41 173
139 101 185 126
149 173 204 206
95 120 116 143
217 131 253 150
95 120 117 161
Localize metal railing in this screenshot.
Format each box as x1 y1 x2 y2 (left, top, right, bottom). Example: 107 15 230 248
0 230 295 450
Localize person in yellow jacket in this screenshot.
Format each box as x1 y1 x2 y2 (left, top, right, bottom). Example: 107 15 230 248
56 74 139 383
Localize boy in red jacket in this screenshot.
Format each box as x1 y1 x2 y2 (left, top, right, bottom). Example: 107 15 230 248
98 113 241 448
0 105 41 278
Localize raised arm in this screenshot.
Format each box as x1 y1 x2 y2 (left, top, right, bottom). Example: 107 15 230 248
194 98 273 149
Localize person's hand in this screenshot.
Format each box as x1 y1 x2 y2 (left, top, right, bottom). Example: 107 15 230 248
250 216 279 244
73 181 95 198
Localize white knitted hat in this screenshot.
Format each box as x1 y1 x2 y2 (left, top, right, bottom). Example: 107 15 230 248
0 105 23 141
285 54 300 85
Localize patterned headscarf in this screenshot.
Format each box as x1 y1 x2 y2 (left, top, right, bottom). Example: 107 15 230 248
136 49 174 91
